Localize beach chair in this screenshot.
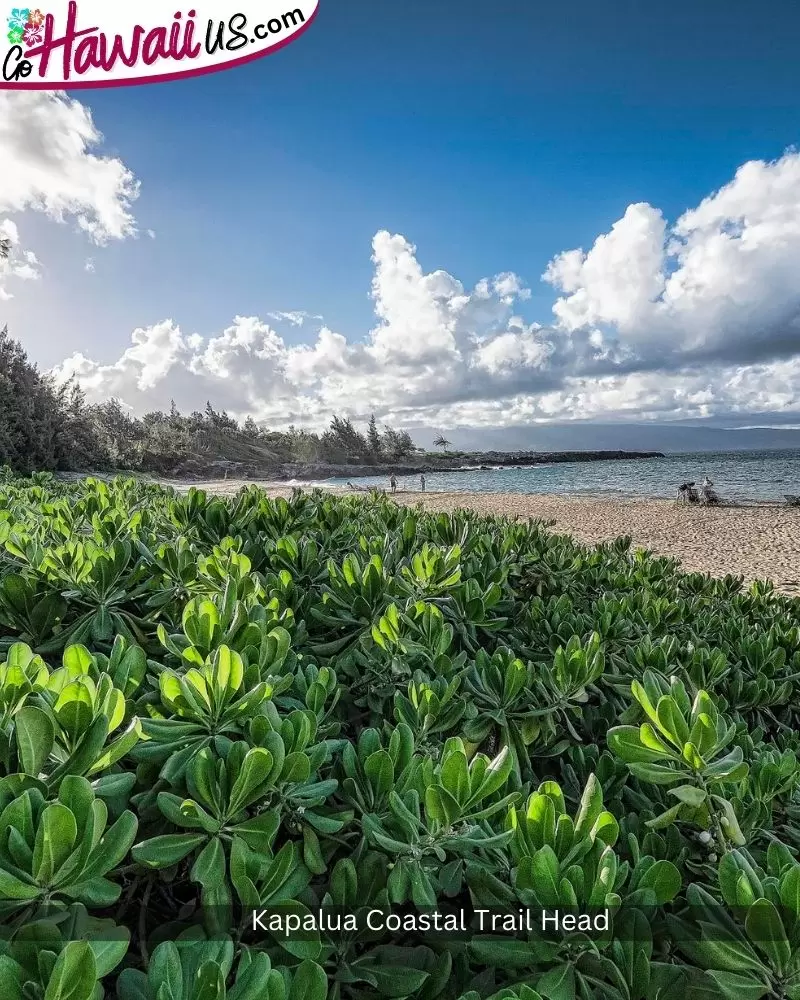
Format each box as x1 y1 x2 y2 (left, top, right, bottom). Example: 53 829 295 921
700 477 721 505
676 482 699 504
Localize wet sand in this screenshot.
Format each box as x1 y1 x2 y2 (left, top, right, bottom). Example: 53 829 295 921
181 480 800 596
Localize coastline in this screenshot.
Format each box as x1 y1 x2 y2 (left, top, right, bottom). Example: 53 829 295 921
184 479 800 596
275 450 664 482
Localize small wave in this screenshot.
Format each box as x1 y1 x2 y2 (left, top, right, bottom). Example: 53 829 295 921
283 479 338 489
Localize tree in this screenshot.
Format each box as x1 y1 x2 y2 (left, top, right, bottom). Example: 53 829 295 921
367 414 382 462
395 430 414 458
91 398 143 468
0 327 111 473
242 416 260 438
323 415 368 463
434 435 451 453
380 425 415 460
0 332 422 476
203 401 238 433
0 237 10 261
57 381 108 470
0 327 62 472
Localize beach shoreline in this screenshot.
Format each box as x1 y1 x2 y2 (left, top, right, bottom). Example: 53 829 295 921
180 479 800 596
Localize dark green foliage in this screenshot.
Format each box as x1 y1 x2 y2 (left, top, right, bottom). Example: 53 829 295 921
0 328 418 475
2 476 800 998
0 327 98 474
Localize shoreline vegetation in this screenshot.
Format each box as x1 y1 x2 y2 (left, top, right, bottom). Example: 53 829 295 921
2 474 800 1000
178 482 800 597
0 326 662 480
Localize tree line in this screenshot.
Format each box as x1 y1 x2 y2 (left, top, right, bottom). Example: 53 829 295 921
0 327 420 475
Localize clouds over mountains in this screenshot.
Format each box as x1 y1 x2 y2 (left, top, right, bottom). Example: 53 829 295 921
4 92 800 431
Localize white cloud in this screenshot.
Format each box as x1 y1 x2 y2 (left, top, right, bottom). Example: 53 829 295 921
0 91 139 302
54 320 190 396
473 325 552 374
0 91 139 243
0 219 41 300
268 310 323 327
544 151 800 368
42 150 800 431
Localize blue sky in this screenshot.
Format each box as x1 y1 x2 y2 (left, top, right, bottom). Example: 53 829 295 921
3 0 800 444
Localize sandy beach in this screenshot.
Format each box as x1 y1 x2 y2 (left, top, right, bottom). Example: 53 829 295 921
183 480 800 596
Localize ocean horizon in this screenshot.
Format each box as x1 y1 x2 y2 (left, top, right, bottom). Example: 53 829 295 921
317 448 800 503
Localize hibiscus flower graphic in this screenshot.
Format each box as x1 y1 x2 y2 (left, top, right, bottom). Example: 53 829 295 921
22 21 41 44
6 7 30 31
6 25 23 43
26 7 44 25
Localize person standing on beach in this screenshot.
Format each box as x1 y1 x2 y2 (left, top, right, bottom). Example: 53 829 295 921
389 474 397 493
420 474 426 492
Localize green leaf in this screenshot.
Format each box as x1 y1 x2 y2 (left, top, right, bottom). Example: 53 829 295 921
706 970 771 1000
0 866 40 900
608 726 666 764
88 933 130 979
573 774 603 840
289 960 328 1000
43 942 97 1000
635 859 681 903
191 836 226 893
365 750 395 801
132 833 207 868
425 784 460 827
780 866 800 916
227 747 274 813
271 901 321 961
745 899 791 976
469 936 539 970
668 784 706 807
15 706 55 777
33 803 78 885
353 963 429 998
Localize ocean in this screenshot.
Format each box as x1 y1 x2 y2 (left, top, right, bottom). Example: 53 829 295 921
320 449 800 503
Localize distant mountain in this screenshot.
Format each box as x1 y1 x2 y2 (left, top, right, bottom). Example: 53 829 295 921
413 423 800 454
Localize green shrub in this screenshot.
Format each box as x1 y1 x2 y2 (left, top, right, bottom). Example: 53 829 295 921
1 474 800 999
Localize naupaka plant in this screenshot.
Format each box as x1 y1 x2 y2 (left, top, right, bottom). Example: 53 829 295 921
608 670 749 850
675 847 800 1000
5 474 800 999
463 635 604 782
0 775 137 919
362 738 520 905
135 644 292 784
0 642 143 788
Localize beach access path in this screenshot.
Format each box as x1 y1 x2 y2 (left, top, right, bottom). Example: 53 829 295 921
178 480 800 596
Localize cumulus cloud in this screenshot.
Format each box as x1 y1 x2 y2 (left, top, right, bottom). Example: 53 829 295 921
0 91 139 243
544 152 800 368
55 320 190 397
47 150 800 430
0 91 139 301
